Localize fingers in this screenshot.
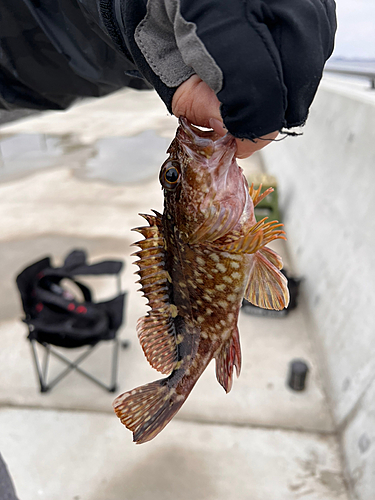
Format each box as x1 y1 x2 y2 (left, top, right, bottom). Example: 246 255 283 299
172 75 221 129
235 131 279 158
208 117 226 137
208 118 278 158
172 75 279 159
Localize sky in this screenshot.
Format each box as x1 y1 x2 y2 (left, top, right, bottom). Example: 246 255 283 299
333 0 375 59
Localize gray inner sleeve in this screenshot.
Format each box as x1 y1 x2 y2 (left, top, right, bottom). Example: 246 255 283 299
134 0 223 93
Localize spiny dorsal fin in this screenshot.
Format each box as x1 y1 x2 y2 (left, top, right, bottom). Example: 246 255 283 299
132 212 178 374
215 326 241 393
244 250 289 310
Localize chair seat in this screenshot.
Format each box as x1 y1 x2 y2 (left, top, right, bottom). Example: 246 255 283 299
16 249 129 393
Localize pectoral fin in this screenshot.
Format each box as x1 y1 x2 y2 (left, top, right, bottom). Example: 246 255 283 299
249 183 274 207
259 246 283 270
215 219 286 255
245 250 289 310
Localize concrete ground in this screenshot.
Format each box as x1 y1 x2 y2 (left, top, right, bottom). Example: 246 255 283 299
0 89 349 500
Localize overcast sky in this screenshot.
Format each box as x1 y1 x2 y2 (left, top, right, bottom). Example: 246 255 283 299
333 0 375 58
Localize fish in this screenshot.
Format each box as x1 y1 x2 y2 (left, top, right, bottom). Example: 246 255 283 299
113 118 289 443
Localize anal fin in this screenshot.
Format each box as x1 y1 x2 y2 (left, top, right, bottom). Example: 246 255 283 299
215 327 241 393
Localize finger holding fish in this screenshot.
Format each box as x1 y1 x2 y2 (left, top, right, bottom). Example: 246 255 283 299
172 74 279 159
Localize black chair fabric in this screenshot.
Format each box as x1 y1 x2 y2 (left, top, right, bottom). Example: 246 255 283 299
16 250 125 349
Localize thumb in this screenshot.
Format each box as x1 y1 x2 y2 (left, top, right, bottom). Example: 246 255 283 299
209 117 227 137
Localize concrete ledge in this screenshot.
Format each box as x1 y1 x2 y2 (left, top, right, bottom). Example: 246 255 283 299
262 77 375 500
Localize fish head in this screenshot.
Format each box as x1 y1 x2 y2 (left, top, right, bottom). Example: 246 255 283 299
159 118 254 243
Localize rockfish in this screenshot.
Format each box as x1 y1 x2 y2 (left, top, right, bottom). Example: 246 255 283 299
113 118 289 443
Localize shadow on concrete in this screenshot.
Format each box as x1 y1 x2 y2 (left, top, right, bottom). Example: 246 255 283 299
93 446 216 500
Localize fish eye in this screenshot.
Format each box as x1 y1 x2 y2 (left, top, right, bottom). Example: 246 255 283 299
160 160 181 190
165 166 179 183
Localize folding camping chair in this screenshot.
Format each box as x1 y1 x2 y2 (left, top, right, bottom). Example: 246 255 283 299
16 249 128 393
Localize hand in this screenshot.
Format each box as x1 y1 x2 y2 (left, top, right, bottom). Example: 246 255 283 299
172 75 278 159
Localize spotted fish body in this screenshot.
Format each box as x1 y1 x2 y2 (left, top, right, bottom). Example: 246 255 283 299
113 118 289 443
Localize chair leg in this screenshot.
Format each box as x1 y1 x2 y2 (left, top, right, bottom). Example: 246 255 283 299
116 275 122 295
29 339 122 393
30 340 48 392
46 344 107 391
109 337 120 392
42 344 51 382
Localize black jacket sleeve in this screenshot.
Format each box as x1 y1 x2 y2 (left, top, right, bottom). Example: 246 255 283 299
114 0 337 139
0 0 336 140
0 0 150 111
187 0 337 138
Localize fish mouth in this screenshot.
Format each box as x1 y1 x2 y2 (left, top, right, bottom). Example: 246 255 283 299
175 118 245 245
176 117 236 159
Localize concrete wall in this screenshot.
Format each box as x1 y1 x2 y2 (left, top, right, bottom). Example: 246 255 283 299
262 78 375 500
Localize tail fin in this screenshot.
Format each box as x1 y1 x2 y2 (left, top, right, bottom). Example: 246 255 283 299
113 380 185 444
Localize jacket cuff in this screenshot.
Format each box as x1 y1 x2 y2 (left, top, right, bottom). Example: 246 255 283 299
103 0 179 113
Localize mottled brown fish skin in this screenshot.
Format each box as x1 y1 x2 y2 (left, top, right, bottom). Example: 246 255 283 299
164 221 249 392
113 118 288 443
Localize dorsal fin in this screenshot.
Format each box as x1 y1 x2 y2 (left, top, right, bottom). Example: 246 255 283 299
137 314 177 374
132 213 178 374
